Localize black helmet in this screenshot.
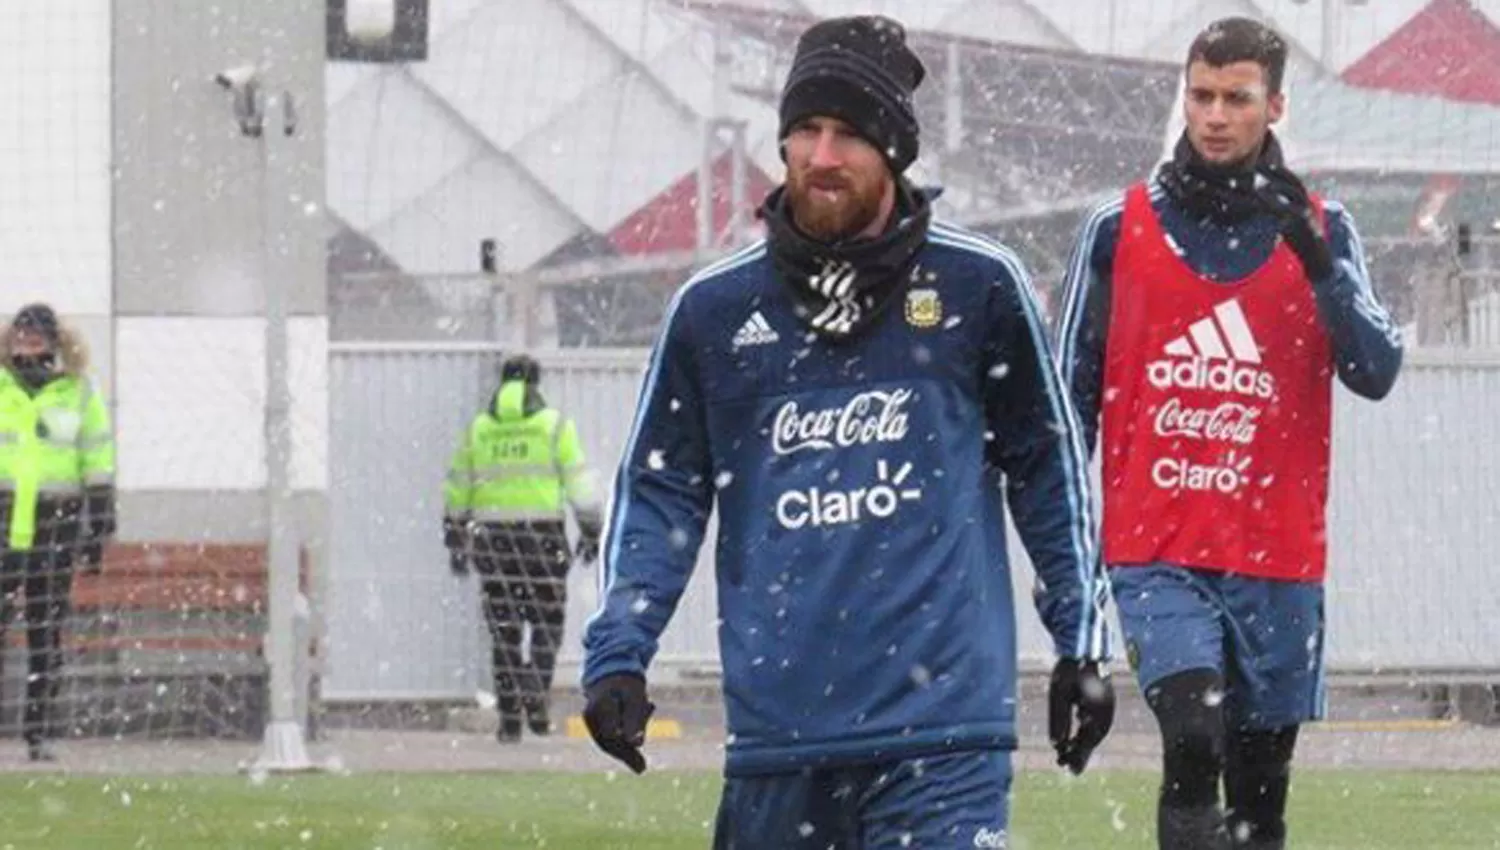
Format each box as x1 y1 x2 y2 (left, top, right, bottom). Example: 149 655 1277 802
500 354 541 385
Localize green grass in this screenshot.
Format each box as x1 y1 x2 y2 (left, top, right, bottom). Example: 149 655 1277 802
0 770 1494 849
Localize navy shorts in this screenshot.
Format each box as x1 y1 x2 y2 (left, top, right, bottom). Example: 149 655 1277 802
1110 564 1326 730
713 749 1013 849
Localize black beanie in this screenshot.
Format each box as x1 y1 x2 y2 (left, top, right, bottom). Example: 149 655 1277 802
11 303 60 345
501 354 541 385
779 15 926 174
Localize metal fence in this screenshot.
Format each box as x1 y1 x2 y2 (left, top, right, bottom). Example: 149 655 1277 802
1398 232 1500 349
332 230 1500 356
322 344 1500 701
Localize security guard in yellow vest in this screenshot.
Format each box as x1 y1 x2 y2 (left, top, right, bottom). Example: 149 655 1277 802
444 354 601 742
0 304 116 762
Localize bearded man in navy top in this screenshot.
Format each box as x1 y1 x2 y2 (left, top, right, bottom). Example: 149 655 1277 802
582 15 1115 848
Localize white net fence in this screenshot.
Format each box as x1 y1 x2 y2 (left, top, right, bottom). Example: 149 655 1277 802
3 0 1499 831
323 0 1500 708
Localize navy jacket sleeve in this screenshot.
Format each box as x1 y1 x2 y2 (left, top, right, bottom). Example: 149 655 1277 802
581 289 715 686
1314 203 1404 400
1055 199 1122 458
983 247 1109 662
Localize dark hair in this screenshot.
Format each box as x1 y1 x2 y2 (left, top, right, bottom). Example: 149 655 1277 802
1186 17 1288 94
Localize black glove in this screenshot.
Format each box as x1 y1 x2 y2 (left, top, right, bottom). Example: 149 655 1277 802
444 517 470 575
1048 658 1116 775
448 550 469 576
77 539 105 575
583 673 655 774
84 484 117 539
1255 168 1333 282
443 516 468 549
575 516 602 567
575 536 600 567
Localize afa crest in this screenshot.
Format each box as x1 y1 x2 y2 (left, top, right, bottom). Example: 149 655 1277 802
904 288 942 329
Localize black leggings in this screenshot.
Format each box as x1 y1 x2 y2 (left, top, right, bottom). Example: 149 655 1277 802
472 522 570 715
1148 669 1299 847
1226 724 1298 845
0 550 74 745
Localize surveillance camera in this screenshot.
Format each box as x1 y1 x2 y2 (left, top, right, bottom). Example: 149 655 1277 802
213 64 265 138
213 64 260 92
1491 218 1500 234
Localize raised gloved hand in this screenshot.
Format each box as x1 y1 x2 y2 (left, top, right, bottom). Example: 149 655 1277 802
1255 168 1333 283
1048 658 1116 775
583 673 655 774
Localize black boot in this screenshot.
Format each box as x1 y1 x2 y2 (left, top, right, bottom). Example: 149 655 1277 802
26 740 56 763
496 714 523 743
524 696 551 736
1160 802 1230 850
495 679 525 743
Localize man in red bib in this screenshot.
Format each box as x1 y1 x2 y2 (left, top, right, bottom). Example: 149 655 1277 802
1056 17 1403 850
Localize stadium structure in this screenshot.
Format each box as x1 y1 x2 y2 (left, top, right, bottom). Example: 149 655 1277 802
328 0 1500 346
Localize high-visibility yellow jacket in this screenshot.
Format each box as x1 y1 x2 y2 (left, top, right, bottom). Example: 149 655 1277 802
0 368 115 550
445 379 600 533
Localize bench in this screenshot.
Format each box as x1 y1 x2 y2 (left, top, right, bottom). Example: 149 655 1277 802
0 543 316 739
72 543 300 659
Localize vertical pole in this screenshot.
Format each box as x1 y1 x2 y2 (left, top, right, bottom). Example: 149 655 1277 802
1485 232 1493 345
264 86 297 733
1462 224 1483 347
252 84 315 773
1107 0 1117 55
698 16 729 257
1321 0 1336 70
728 120 746 246
944 41 963 157
481 238 503 342
516 273 538 350
696 127 714 257
1485 232 1498 345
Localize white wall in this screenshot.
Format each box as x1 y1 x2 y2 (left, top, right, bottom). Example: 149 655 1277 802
0 1 114 399
0 0 112 316
115 317 329 491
